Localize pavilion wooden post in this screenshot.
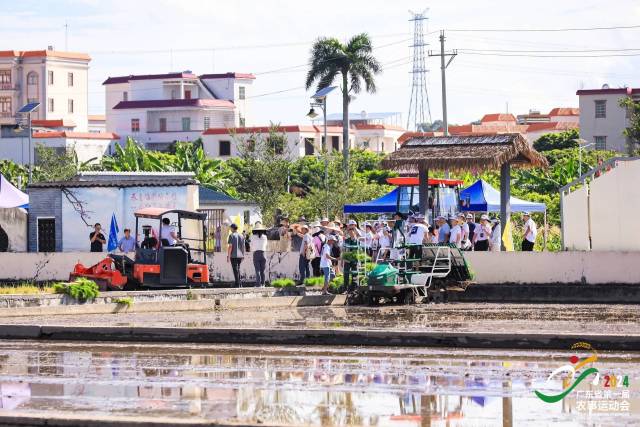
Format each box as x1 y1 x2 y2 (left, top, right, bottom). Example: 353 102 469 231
500 162 511 251
418 165 429 219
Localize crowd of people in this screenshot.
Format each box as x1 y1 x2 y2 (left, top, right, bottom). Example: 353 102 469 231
226 211 538 291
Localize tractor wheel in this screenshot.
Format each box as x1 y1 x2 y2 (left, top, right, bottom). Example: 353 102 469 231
367 295 379 306
402 290 415 305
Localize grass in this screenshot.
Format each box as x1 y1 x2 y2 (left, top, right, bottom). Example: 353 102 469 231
0 284 54 295
112 297 133 307
271 278 296 288
53 277 99 302
303 277 324 287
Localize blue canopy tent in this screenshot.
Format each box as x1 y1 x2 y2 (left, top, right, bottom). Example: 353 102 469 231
344 188 399 214
460 180 545 213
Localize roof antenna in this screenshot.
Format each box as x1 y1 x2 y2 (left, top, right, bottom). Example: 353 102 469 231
64 21 69 51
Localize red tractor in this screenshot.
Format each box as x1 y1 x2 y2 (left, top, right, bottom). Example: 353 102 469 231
70 208 210 290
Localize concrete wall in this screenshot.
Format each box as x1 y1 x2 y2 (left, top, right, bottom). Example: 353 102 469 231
0 208 27 252
1 250 639 284
578 92 629 153
561 185 590 250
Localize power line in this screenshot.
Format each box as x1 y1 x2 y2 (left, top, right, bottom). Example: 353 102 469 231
461 52 640 58
447 24 640 33
458 47 640 53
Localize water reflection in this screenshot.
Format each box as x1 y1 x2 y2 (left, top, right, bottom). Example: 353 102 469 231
0 342 637 426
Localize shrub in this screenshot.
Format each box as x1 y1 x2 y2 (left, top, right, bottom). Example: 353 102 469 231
53 277 99 301
113 297 133 307
329 275 344 292
271 278 296 288
303 277 324 287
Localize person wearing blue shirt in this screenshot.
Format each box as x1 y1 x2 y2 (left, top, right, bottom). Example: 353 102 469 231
118 228 137 253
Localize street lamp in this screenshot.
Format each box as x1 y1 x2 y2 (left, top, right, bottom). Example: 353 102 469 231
574 138 595 177
15 102 40 185
307 86 337 218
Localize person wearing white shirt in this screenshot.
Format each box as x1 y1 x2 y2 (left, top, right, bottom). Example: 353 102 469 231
250 223 268 287
522 212 537 251
473 214 492 251
320 235 337 295
458 213 471 250
407 216 429 259
449 217 462 248
160 218 178 246
436 216 450 244
490 219 502 252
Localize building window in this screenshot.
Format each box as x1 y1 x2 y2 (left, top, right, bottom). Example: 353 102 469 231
203 116 210 130
123 91 128 102
48 70 54 85
131 118 140 132
595 100 606 118
37 218 56 252
184 90 191 100
594 136 607 150
27 72 38 85
47 98 54 112
0 97 10 117
181 117 191 131
67 99 74 113
238 86 246 100
239 115 246 127
362 140 369 149
219 140 231 156
159 118 167 132
332 136 340 151
0 70 10 86
304 138 315 156
67 72 74 87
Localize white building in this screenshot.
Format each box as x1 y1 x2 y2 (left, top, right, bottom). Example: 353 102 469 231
201 124 405 159
0 48 90 130
88 114 106 133
549 107 579 123
103 71 255 151
325 111 402 127
577 86 639 153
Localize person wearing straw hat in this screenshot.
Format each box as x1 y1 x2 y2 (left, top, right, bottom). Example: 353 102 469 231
227 223 245 288
473 214 492 251
251 222 268 287
522 212 537 251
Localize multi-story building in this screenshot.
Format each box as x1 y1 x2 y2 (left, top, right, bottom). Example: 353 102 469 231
201 123 405 159
0 48 90 130
577 86 639 153
325 111 402 127
103 71 254 151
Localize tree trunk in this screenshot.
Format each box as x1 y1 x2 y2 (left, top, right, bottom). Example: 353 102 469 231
342 71 350 179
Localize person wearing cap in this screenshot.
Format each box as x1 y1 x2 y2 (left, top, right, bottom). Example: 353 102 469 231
320 235 338 294
458 213 471 250
377 225 392 260
466 214 476 246
490 218 501 251
320 217 330 227
436 216 450 244
250 222 268 287
522 212 537 251
407 214 429 258
227 223 245 287
473 214 492 251
294 223 314 283
449 216 463 248
347 219 363 238
311 224 326 277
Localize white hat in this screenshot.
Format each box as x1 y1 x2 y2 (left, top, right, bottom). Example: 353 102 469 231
300 224 309 230
321 217 329 222
466 213 473 219
480 214 489 221
347 220 357 226
457 212 466 218
327 235 337 242
523 211 531 216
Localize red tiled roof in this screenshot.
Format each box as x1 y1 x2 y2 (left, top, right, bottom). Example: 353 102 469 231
103 72 198 85
480 113 516 123
88 114 106 121
447 124 473 134
353 124 405 131
576 88 640 96
398 131 442 144
32 131 119 140
113 99 235 109
203 125 351 135
31 119 76 128
200 72 256 80
0 50 90 61
526 122 579 132
548 107 579 117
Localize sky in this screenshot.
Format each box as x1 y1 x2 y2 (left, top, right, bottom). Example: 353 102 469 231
2 0 640 128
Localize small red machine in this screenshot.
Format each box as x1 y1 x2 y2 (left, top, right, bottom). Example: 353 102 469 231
70 208 210 290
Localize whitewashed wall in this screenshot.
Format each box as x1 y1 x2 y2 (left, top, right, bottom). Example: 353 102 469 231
561 185 590 250
0 208 27 252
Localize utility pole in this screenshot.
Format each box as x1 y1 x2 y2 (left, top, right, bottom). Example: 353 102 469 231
64 22 69 51
428 30 457 136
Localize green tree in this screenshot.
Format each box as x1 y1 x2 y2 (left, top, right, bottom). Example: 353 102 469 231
620 97 640 153
533 129 579 152
305 33 381 176
32 145 78 182
100 137 164 172
171 140 232 193
0 160 28 189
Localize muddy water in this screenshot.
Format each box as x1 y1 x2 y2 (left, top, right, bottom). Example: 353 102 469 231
3 304 640 335
0 341 638 426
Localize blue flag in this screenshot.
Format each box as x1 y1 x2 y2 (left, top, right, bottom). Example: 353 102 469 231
107 213 120 252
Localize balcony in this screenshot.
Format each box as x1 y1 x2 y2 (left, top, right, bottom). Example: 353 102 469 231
0 83 18 91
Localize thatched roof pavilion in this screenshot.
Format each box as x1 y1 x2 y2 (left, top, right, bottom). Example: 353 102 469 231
381 133 549 250
382 133 549 173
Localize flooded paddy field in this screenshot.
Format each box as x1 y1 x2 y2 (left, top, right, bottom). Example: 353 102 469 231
0 340 638 426
2 303 640 336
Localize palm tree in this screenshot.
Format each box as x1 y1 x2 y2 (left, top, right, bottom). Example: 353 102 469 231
305 33 381 176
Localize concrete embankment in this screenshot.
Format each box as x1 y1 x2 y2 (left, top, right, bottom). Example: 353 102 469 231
0 324 637 351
